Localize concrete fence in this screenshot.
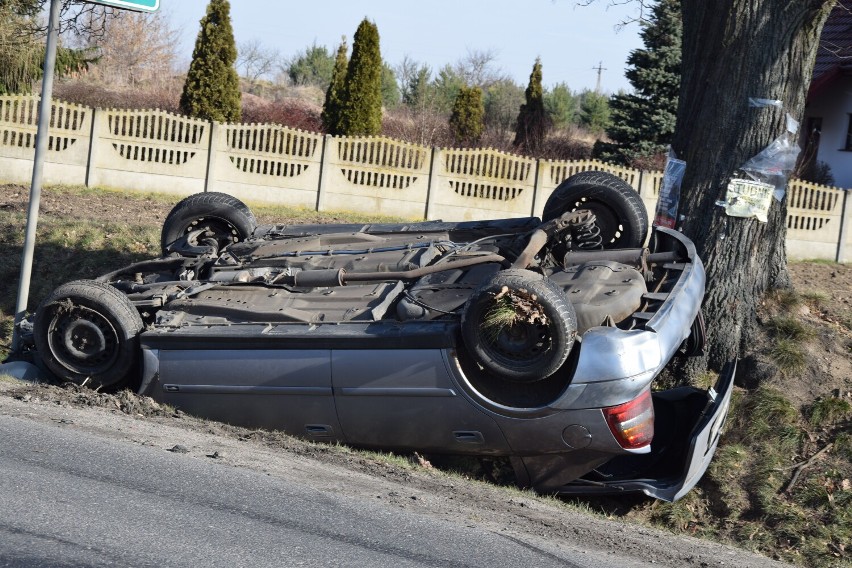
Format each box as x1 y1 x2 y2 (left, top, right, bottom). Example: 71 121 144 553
2 95 851 262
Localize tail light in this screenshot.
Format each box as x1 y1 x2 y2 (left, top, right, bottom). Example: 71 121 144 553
603 389 654 450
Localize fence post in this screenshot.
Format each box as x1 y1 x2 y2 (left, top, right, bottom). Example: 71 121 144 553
316 134 333 212
425 146 441 221
204 120 219 193
637 170 646 199
837 189 852 262
530 159 542 217
84 106 102 188
532 159 549 217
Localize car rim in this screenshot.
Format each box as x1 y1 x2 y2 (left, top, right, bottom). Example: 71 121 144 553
186 217 241 249
48 305 120 375
572 198 623 245
487 319 552 365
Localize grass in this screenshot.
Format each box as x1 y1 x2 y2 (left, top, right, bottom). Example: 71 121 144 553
254 201 411 225
765 315 816 376
807 397 852 428
835 433 852 461
692 381 852 567
770 338 808 373
481 288 548 345
800 290 829 306
766 316 817 341
482 295 523 337
738 387 801 446
771 289 802 311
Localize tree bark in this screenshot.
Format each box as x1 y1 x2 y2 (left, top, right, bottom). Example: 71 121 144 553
671 0 835 373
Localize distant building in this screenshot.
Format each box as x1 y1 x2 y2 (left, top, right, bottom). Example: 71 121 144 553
803 0 852 189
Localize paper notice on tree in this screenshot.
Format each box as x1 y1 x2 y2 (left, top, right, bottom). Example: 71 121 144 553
721 178 775 222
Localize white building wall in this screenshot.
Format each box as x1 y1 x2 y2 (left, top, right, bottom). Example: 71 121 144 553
806 75 852 189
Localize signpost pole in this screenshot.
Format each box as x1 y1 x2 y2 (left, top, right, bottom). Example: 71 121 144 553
10 0 62 352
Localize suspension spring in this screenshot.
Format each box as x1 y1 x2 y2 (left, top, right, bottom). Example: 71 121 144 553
572 213 603 250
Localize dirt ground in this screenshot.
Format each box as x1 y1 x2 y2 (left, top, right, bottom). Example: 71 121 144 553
771 262 852 407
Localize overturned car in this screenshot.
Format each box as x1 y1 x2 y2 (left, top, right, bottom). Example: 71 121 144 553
22 171 733 502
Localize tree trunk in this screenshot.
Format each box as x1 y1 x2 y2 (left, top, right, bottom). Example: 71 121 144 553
671 0 835 373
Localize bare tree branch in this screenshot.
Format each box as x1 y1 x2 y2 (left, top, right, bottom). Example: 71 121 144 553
573 0 652 29
237 39 279 85
453 48 509 88
79 8 180 88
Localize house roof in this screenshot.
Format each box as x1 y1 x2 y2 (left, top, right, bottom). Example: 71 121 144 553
810 0 852 99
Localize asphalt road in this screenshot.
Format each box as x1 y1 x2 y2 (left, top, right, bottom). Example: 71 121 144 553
0 414 629 568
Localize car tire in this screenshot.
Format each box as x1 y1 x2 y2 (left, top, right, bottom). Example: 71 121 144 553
542 171 648 248
461 269 577 382
161 192 257 255
34 280 144 391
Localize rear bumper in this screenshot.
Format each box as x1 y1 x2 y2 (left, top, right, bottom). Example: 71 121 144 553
553 361 736 502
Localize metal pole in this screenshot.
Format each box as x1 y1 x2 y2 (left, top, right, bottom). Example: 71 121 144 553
10 0 62 353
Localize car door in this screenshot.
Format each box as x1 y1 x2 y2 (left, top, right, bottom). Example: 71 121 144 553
144 344 344 442
331 348 510 454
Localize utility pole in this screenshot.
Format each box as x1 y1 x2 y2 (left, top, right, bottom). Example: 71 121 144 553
593 61 607 94
10 0 160 355
11 0 61 352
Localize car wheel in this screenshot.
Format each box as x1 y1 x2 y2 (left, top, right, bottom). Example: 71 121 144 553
34 280 144 391
160 192 257 255
542 171 648 248
461 269 577 382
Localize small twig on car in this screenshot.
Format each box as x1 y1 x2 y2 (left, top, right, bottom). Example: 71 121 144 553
783 443 833 493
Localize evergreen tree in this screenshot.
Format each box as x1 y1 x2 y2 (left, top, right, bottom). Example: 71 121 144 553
179 0 241 123
449 85 484 145
431 64 465 113
598 0 681 165
401 64 431 109
544 82 577 129
396 57 431 109
578 89 611 135
337 18 383 135
0 2 97 95
513 58 548 152
288 43 335 88
381 62 400 109
321 37 347 134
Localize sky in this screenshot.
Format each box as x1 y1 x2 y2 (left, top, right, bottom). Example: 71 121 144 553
163 0 644 94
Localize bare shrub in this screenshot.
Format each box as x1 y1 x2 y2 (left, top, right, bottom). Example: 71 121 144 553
382 107 453 147
54 79 182 112
241 95 322 131
629 152 667 172
81 9 180 90
538 134 594 161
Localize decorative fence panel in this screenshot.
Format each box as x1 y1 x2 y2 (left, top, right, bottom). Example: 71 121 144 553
0 96 91 185
87 108 209 195
428 148 537 221
785 180 846 260
208 123 323 207
318 136 431 219
2 96 852 262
